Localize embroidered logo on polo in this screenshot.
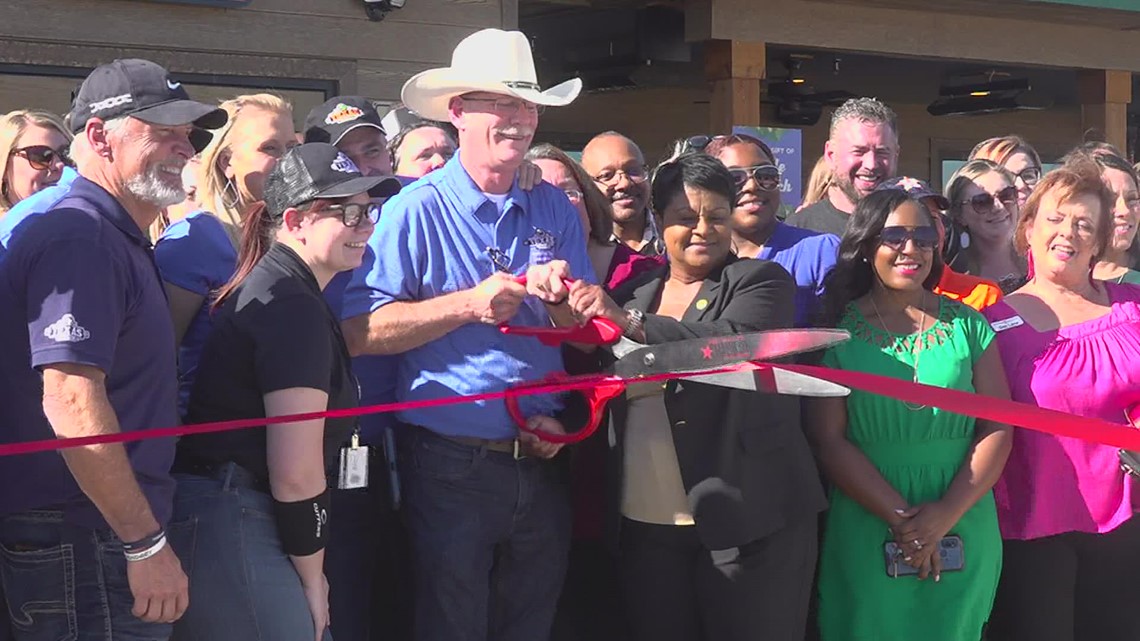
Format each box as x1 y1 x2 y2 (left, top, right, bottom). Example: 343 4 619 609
89 93 133 114
331 153 360 174
525 227 556 266
325 103 365 125
43 314 91 343
166 79 182 91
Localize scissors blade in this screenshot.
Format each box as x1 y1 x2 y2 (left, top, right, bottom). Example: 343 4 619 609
612 328 850 379
682 366 850 397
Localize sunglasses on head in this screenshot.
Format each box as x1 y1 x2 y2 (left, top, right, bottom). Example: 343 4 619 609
315 202 380 228
961 186 1019 213
728 164 780 190
879 225 939 251
11 145 71 171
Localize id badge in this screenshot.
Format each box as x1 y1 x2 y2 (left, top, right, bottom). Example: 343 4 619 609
338 433 369 490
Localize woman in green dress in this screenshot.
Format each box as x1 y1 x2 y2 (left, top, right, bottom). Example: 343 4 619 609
806 189 1013 641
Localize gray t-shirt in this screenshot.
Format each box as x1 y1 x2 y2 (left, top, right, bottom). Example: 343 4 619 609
785 198 851 237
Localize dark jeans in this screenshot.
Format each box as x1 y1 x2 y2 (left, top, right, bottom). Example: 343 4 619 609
620 515 818 641
987 515 1140 641
551 540 627 641
169 467 333 641
398 427 571 641
0 510 189 641
326 447 413 641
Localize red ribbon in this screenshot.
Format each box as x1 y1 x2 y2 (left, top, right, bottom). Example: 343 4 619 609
1 361 1137 456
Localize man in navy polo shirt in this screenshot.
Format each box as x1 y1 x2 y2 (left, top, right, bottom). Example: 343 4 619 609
0 59 226 639
342 28 591 641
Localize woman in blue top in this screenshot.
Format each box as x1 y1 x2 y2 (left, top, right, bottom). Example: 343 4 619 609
704 133 839 325
155 93 297 417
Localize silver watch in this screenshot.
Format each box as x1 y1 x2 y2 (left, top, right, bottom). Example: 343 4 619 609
623 309 645 337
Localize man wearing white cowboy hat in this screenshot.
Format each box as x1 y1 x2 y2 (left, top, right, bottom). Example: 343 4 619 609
342 28 595 641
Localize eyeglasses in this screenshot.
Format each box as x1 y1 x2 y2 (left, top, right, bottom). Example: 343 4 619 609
592 167 648 187
562 188 583 203
961 186 1019 214
317 203 380 228
879 225 939 251
1012 167 1042 186
11 145 71 171
728 164 780 190
461 96 544 117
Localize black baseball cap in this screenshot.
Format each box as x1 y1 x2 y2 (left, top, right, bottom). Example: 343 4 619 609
303 96 385 145
69 59 228 153
264 143 402 218
875 176 951 211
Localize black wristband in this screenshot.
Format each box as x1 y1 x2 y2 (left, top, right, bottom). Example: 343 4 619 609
122 528 165 553
273 489 331 556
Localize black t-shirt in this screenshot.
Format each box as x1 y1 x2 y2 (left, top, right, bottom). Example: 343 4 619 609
179 243 358 485
784 198 851 237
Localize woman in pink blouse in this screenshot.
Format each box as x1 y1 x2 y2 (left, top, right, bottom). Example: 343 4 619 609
982 158 1140 641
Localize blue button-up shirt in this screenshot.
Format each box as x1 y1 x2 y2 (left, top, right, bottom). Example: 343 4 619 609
342 153 594 440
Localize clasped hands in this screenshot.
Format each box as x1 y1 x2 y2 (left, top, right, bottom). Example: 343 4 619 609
887 501 960 583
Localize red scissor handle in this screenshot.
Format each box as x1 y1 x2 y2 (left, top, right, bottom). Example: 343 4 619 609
498 275 623 346
506 373 626 444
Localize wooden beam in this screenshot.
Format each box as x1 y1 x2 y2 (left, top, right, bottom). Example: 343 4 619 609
704 39 764 133
1078 69 1132 153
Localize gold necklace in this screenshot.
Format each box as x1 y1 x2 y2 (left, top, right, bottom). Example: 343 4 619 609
870 291 928 411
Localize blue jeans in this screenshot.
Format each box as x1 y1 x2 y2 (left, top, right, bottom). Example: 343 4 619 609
168 467 332 641
0 510 190 641
398 427 571 641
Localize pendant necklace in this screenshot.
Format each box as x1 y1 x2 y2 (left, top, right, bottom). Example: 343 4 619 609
870 291 928 411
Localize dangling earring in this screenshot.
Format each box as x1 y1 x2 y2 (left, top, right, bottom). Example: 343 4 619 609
959 229 971 249
1025 249 1035 280
222 177 240 209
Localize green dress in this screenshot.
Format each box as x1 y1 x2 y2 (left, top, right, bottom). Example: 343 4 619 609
816 298 1002 641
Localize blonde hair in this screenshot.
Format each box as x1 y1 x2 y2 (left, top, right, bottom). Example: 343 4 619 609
945 159 1020 275
968 135 1042 170
801 155 832 209
0 110 72 216
196 94 293 244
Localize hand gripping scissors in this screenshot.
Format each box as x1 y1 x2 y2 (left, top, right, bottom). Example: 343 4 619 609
498 277 851 443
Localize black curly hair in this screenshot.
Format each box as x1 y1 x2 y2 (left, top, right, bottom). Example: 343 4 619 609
818 189 944 326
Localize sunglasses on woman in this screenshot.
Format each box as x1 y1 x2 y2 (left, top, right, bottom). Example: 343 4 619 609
960 186 1019 214
728 164 780 191
879 225 939 251
317 203 380 228
10 145 71 171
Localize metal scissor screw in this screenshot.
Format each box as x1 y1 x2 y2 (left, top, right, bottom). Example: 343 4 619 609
642 353 656 367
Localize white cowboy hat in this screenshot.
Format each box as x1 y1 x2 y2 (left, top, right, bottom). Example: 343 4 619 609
401 28 581 121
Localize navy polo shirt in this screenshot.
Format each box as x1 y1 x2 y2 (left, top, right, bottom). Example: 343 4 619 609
0 176 179 528
341 153 595 440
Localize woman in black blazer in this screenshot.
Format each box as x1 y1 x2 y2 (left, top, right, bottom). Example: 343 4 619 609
567 153 828 641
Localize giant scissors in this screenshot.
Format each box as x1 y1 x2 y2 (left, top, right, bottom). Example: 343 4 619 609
499 277 852 443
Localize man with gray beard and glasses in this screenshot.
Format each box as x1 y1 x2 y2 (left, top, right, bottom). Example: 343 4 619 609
0 59 225 640
785 97 900 237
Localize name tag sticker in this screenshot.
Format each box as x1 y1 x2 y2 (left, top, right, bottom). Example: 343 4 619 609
990 316 1024 332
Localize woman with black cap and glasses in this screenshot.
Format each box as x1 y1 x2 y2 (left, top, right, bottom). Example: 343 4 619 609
169 143 400 641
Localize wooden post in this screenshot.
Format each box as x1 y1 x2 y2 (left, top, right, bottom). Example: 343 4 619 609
1078 69 1132 154
705 39 765 134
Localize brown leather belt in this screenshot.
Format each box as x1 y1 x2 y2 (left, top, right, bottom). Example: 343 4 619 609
434 433 526 460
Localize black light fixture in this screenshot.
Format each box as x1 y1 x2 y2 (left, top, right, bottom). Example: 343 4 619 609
928 75 1052 116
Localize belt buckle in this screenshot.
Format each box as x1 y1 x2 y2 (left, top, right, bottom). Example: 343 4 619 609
512 439 526 461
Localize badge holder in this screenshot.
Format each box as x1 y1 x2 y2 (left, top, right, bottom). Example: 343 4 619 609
338 430 370 490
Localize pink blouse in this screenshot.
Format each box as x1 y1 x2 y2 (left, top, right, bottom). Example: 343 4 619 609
983 282 1140 540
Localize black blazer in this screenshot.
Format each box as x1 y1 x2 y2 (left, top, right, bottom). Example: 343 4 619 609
604 256 828 551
